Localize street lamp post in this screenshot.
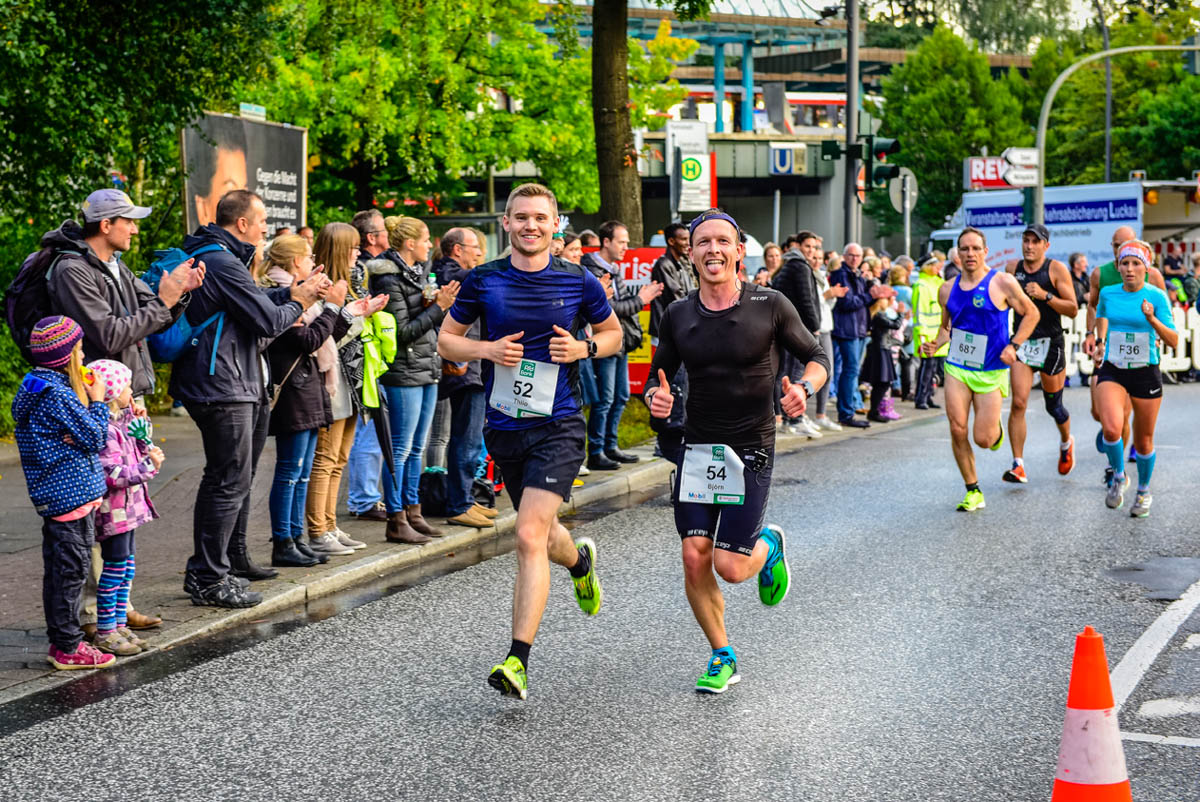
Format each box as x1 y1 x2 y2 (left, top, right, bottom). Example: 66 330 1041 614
1095 0 1111 184
1034 43 1200 225
842 0 859 245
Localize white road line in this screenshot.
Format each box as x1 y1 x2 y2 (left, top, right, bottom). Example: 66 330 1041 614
1120 731 1200 748
1184 634 1200 650
1137 695 1200 718
1111 576 1200 712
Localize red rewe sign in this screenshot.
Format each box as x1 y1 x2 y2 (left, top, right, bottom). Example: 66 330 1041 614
964 156 1010 190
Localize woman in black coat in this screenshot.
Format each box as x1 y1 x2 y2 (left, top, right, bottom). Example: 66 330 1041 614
861 295 904 423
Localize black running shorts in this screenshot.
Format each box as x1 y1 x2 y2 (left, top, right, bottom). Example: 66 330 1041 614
484 415 586 509
671 445 773 556
1096 361 1163 400
1016 341 1066 376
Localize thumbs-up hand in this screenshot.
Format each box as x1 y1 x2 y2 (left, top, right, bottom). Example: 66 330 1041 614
648 368 674 419
549 324 584 363
780 375 808 419
488 331 525 366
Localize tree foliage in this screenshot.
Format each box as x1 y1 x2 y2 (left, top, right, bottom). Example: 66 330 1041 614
873 26 1028 229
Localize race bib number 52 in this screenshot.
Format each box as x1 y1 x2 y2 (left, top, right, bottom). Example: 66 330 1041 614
490 359 559 419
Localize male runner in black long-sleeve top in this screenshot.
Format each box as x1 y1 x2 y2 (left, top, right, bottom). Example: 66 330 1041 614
644 209 829 694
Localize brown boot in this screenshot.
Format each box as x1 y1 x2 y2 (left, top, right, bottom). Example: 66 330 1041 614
386 510 431 545
405 504 444 537
125 608 163 630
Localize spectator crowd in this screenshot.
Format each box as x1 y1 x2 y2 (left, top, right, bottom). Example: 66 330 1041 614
11 185 955 671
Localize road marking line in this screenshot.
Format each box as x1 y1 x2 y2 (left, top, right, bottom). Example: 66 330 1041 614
1111 576 1200 712
1137 695 1200 718
1184 634 1200 650
1120 731 1200 748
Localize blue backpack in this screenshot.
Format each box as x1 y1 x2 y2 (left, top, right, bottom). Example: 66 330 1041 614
142 243 226 372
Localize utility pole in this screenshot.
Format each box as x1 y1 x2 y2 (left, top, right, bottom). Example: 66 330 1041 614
1095 0 1111 183
842 0 859 245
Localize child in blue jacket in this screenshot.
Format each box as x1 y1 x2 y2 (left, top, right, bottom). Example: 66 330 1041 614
13 316 114 670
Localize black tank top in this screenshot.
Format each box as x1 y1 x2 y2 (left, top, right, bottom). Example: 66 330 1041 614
1012 259 1064 344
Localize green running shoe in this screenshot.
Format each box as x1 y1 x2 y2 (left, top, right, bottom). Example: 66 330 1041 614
488 655 528 701
695 653 740 694
989 423 1005 451
572 537 602 616
956 488 986 512
757 525 790 606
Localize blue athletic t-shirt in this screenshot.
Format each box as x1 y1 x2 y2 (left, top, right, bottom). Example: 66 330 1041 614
449 256 613 430
1097 283 1174 366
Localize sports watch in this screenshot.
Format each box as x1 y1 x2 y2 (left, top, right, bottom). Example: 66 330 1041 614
798 379 815 399
585 338 598 359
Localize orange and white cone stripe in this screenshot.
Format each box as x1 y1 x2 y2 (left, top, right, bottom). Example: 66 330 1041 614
1051 626 1132 802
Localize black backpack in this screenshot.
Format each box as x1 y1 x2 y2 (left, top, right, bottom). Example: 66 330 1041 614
4 246 80 365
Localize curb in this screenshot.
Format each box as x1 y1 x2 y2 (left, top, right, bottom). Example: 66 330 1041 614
0 408 941 706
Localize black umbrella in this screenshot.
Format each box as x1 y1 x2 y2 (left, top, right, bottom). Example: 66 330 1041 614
371 379 396 479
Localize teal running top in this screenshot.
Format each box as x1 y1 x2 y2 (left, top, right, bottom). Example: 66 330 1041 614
1097 283 1174 366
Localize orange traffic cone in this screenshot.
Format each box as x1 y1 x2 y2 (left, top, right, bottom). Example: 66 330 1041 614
1051 626 1132 801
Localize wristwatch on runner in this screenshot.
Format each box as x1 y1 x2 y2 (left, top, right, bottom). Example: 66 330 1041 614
798 379 814 399
585 338 598 359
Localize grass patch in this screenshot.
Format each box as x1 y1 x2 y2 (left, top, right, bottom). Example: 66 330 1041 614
617 397 655 449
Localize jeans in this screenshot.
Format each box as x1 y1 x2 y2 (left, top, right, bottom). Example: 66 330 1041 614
42 515 94 652
915 355 944 406
306 415 357 536
185 401 257 585
588 352 629 454
815 332 833 416
346 411 383 514
383 383 438 511
833 336 864 422
269 428 320 542
425 398 451 469
231 400 270 552
577 358 599 407
446 387 486 515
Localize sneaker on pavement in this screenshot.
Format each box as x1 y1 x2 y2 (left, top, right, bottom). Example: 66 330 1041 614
117 626 149 650
798 416 823 438
695 654 740 694
447 508 494 528
814 416 842 432
1106 474 1130 509
488 655 528 700
332 529 367 550
572 537 603 616
93 629 141 656
757 525 790 606
1002 464 1027 483
349 502 388 522
1130 491 1152 518
577 464 591 477
956 488 986 512
309 532 356 556
47 641 116 670
1058 436 1075 476
190 575 263 608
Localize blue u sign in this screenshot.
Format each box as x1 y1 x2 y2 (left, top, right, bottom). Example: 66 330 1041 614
770 147 794 176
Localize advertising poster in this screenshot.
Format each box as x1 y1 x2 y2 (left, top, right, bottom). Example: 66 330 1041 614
583 247 664 394
960 183 1143 269
181 112 308 236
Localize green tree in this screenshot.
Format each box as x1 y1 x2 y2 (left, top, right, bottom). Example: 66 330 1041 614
1120 74 1200 179
869 26 1028 232
956 0 1072 53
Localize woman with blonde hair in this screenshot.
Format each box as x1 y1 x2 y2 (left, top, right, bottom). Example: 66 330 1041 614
366 216 460 544
763 242 784 281
305 222 388 554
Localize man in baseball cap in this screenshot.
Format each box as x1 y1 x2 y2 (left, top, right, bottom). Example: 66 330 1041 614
1022 222 1050 243
80 189 153 222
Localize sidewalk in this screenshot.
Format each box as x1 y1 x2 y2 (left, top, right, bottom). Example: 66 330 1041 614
0 405 941 704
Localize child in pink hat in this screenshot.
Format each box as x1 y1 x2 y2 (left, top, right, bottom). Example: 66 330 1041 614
87 359 164 656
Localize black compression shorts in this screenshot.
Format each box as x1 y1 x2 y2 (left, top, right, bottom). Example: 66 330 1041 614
484 415 585 509
671 445 773 556
1015 341 1066 376
1096 362 1163 400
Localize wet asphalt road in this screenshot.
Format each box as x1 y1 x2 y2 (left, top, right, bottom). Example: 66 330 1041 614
0 384 1197 801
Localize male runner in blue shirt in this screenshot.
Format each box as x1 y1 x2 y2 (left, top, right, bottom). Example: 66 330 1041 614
439 183 623 700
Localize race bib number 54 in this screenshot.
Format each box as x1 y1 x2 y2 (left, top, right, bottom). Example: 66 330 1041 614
679 444 746 505
491 359 559 419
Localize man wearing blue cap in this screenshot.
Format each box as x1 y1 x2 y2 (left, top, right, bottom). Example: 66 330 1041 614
644 208 829 694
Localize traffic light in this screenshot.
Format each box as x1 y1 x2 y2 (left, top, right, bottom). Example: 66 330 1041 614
861 135 901 190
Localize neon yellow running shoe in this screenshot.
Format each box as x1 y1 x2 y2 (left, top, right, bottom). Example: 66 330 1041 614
488 655 527 700
572 537 602 616
696 653 740 694
956 488 986 512
989 423 1005 451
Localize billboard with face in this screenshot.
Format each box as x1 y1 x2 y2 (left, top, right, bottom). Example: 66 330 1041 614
181 112 307 236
